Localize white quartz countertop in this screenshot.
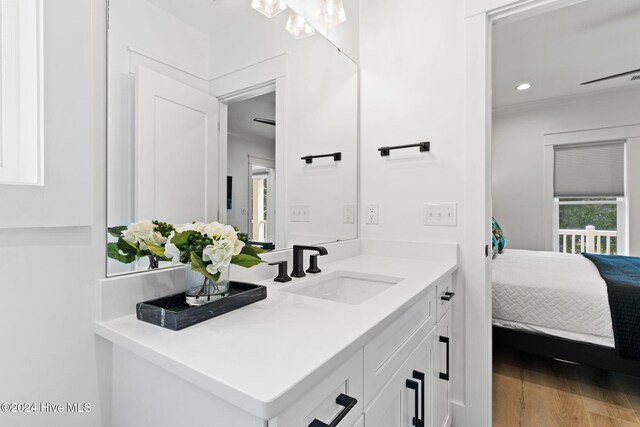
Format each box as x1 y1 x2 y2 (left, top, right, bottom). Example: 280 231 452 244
95 255 457 420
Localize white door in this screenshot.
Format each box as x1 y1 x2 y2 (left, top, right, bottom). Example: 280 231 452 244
136 65 220 224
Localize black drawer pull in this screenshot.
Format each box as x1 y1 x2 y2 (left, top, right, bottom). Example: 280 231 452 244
412 370 425 427
440 291 455 301
406 379 420 427
309 393 357 427
439 336 450 381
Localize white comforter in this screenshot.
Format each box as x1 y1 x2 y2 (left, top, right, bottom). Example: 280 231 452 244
492 249 614 343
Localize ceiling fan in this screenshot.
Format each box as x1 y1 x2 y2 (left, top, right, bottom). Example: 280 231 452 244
253 118 276 126
581 68 640 85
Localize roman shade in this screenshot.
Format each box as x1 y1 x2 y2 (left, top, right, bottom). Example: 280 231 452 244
554 141 625 198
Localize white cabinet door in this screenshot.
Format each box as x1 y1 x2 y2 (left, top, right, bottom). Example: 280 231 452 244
352 415 364 427
434 308 452 427
365 330 436 427
136 65 220 224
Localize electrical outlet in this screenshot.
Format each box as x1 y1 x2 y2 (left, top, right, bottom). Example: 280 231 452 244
366 204 379 225
290 205 310 222
343 204 355 224
423 203 457 226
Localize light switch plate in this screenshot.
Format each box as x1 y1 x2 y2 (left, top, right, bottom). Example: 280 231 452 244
366 204 379 225
423 203 457 226
290 205 310 222
343 204 355 224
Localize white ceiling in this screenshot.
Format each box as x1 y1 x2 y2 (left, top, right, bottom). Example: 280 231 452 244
492 0 640 108
228 92 276 143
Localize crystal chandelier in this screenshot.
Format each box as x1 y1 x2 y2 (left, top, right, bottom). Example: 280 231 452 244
285 11 316 39
316 0 346 28
251 0 288 18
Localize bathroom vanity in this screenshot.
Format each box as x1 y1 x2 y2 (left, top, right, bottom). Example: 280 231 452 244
96 240 457 427
100 2 458 425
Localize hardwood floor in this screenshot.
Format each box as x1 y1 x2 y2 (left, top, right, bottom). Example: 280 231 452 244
493 349 640 427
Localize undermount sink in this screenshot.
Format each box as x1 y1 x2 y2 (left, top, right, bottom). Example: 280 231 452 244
279 271 404 305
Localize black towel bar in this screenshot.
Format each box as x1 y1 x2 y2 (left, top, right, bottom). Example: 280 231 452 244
379 141 430 156
301 152 342 164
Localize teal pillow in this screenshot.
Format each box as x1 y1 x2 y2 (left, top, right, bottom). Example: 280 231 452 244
492 217 506 256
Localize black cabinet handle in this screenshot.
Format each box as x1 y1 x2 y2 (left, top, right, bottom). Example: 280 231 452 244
412 370 425 427
440 291 455 301
406 379 420 427
309 393 357 427
439 336 450 381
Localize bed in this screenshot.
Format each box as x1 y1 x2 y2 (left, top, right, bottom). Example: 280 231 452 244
492 249 640 375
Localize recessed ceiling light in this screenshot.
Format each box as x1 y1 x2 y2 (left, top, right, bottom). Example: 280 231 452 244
516 82 532 91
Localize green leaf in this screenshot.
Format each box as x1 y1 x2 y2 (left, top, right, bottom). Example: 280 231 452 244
107 242 136 264
107 225 127 238
146 242 167 258
117 238 137 255
231 253 265 268
171 231 198 251
120 238 139 253
241 245 267 258
189 251 220 282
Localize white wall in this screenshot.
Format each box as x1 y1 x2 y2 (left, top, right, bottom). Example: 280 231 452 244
0 1 107 426
492 88 640 253
359 0 467 416
226 133 276 235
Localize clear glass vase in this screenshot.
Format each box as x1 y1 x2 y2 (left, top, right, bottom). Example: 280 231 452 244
185 268 231 307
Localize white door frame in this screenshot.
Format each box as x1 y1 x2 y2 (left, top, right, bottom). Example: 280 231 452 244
464 1 588 425
210 54 287 249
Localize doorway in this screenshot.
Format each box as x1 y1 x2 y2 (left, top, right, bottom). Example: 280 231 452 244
465 0 640 425
489 0 640 425
224 90 277 249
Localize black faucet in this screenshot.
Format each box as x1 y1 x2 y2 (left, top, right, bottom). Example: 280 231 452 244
291 245 328 278
268 260 292 283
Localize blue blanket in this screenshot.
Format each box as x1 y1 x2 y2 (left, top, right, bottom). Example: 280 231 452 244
583 253 640 359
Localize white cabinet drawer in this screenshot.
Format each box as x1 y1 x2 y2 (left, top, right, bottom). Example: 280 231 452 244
436 275 454 322
272 349 363 427
363 286 436 406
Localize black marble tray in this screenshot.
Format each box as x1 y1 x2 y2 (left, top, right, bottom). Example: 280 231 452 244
136 281 267 331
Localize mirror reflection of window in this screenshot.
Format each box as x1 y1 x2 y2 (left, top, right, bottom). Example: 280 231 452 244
251 165 275 243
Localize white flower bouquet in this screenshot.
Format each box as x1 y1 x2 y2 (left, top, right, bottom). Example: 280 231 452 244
164 221 264 283
107 220 175 269
164 221 265 306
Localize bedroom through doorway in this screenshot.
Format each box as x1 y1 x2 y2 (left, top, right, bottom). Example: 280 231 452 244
490 0 640 425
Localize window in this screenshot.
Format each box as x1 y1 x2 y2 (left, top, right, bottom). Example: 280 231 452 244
0 0 42 185
553 141 626 255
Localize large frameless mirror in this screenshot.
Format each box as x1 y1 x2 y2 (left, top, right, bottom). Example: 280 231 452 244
107 0 358 275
